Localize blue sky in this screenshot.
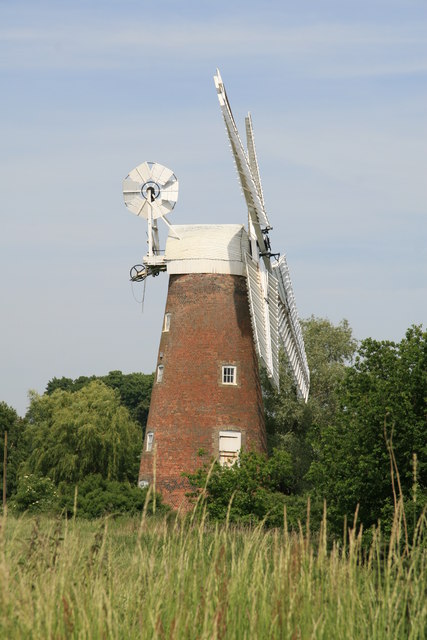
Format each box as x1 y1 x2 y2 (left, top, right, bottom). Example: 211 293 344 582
1 0 426 415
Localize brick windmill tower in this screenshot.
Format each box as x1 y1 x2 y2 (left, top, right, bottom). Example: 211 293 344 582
122 70 309 508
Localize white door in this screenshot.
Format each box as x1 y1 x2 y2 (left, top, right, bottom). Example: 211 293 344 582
219 431 241 467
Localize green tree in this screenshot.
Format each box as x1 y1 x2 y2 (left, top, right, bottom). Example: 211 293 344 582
46 370 154 432
24 381 142 484
46 375 96 395
308 325 427 533
101 370 154 430
0 401 25 499
262 316 357 492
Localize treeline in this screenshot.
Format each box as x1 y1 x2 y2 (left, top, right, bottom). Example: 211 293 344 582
1 320 426 537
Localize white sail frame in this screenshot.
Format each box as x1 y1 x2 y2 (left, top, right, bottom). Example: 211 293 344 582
214 69 310 400
245 254 280 389
273 255 310 401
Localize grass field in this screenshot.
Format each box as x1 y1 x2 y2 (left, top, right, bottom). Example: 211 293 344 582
0 502 425 639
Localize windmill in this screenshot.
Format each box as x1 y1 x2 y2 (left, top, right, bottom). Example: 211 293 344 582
122 70 309 508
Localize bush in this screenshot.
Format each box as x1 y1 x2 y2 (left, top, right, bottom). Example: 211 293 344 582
57 474 168 518
11 473 168 519
186 449 297 527
12 474 58 513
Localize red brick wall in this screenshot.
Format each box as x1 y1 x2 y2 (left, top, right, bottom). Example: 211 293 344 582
139 273 266 509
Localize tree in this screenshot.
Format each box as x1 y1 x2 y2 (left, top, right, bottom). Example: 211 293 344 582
46 375 96 395
0 401 25 498
262 316 357 492
308 325 427 533
24 381 142 484
101 370 154 430
45 370 154 432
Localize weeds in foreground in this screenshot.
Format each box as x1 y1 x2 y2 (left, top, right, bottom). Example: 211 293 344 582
0 500 425 639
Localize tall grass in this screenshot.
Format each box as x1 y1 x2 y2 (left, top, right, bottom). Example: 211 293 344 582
0 502 425 639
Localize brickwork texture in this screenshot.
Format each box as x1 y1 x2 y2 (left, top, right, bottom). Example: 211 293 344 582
139 273 266 509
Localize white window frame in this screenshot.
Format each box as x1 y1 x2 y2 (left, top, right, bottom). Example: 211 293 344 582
222 365 237 385
219 430 241 467
163 312 171 332
156 364 164 383
146 431 154 452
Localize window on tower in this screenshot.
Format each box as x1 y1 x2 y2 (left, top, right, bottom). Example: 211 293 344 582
222 365 237 385
219 430 241 466
146 432 154 452
157 364 164 383
163 313 171 332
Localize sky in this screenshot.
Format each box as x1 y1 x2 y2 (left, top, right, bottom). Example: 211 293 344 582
1 0 426 415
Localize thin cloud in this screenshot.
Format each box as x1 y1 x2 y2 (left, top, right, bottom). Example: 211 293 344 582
0 21 426 77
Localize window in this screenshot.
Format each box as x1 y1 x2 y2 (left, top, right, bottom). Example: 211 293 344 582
222 365 237 385
219 430 241 467
146 432 154 452
163 313 171 332
157 364 164 383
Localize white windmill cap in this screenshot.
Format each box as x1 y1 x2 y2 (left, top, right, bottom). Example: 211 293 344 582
165 224 250 276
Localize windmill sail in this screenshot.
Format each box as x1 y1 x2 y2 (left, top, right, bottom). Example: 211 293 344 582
245 113 265 211
214 70 270 256
273 255 310 401
266 270 280 389
245 254 280 389
214 69 310 401
245 254 268 360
